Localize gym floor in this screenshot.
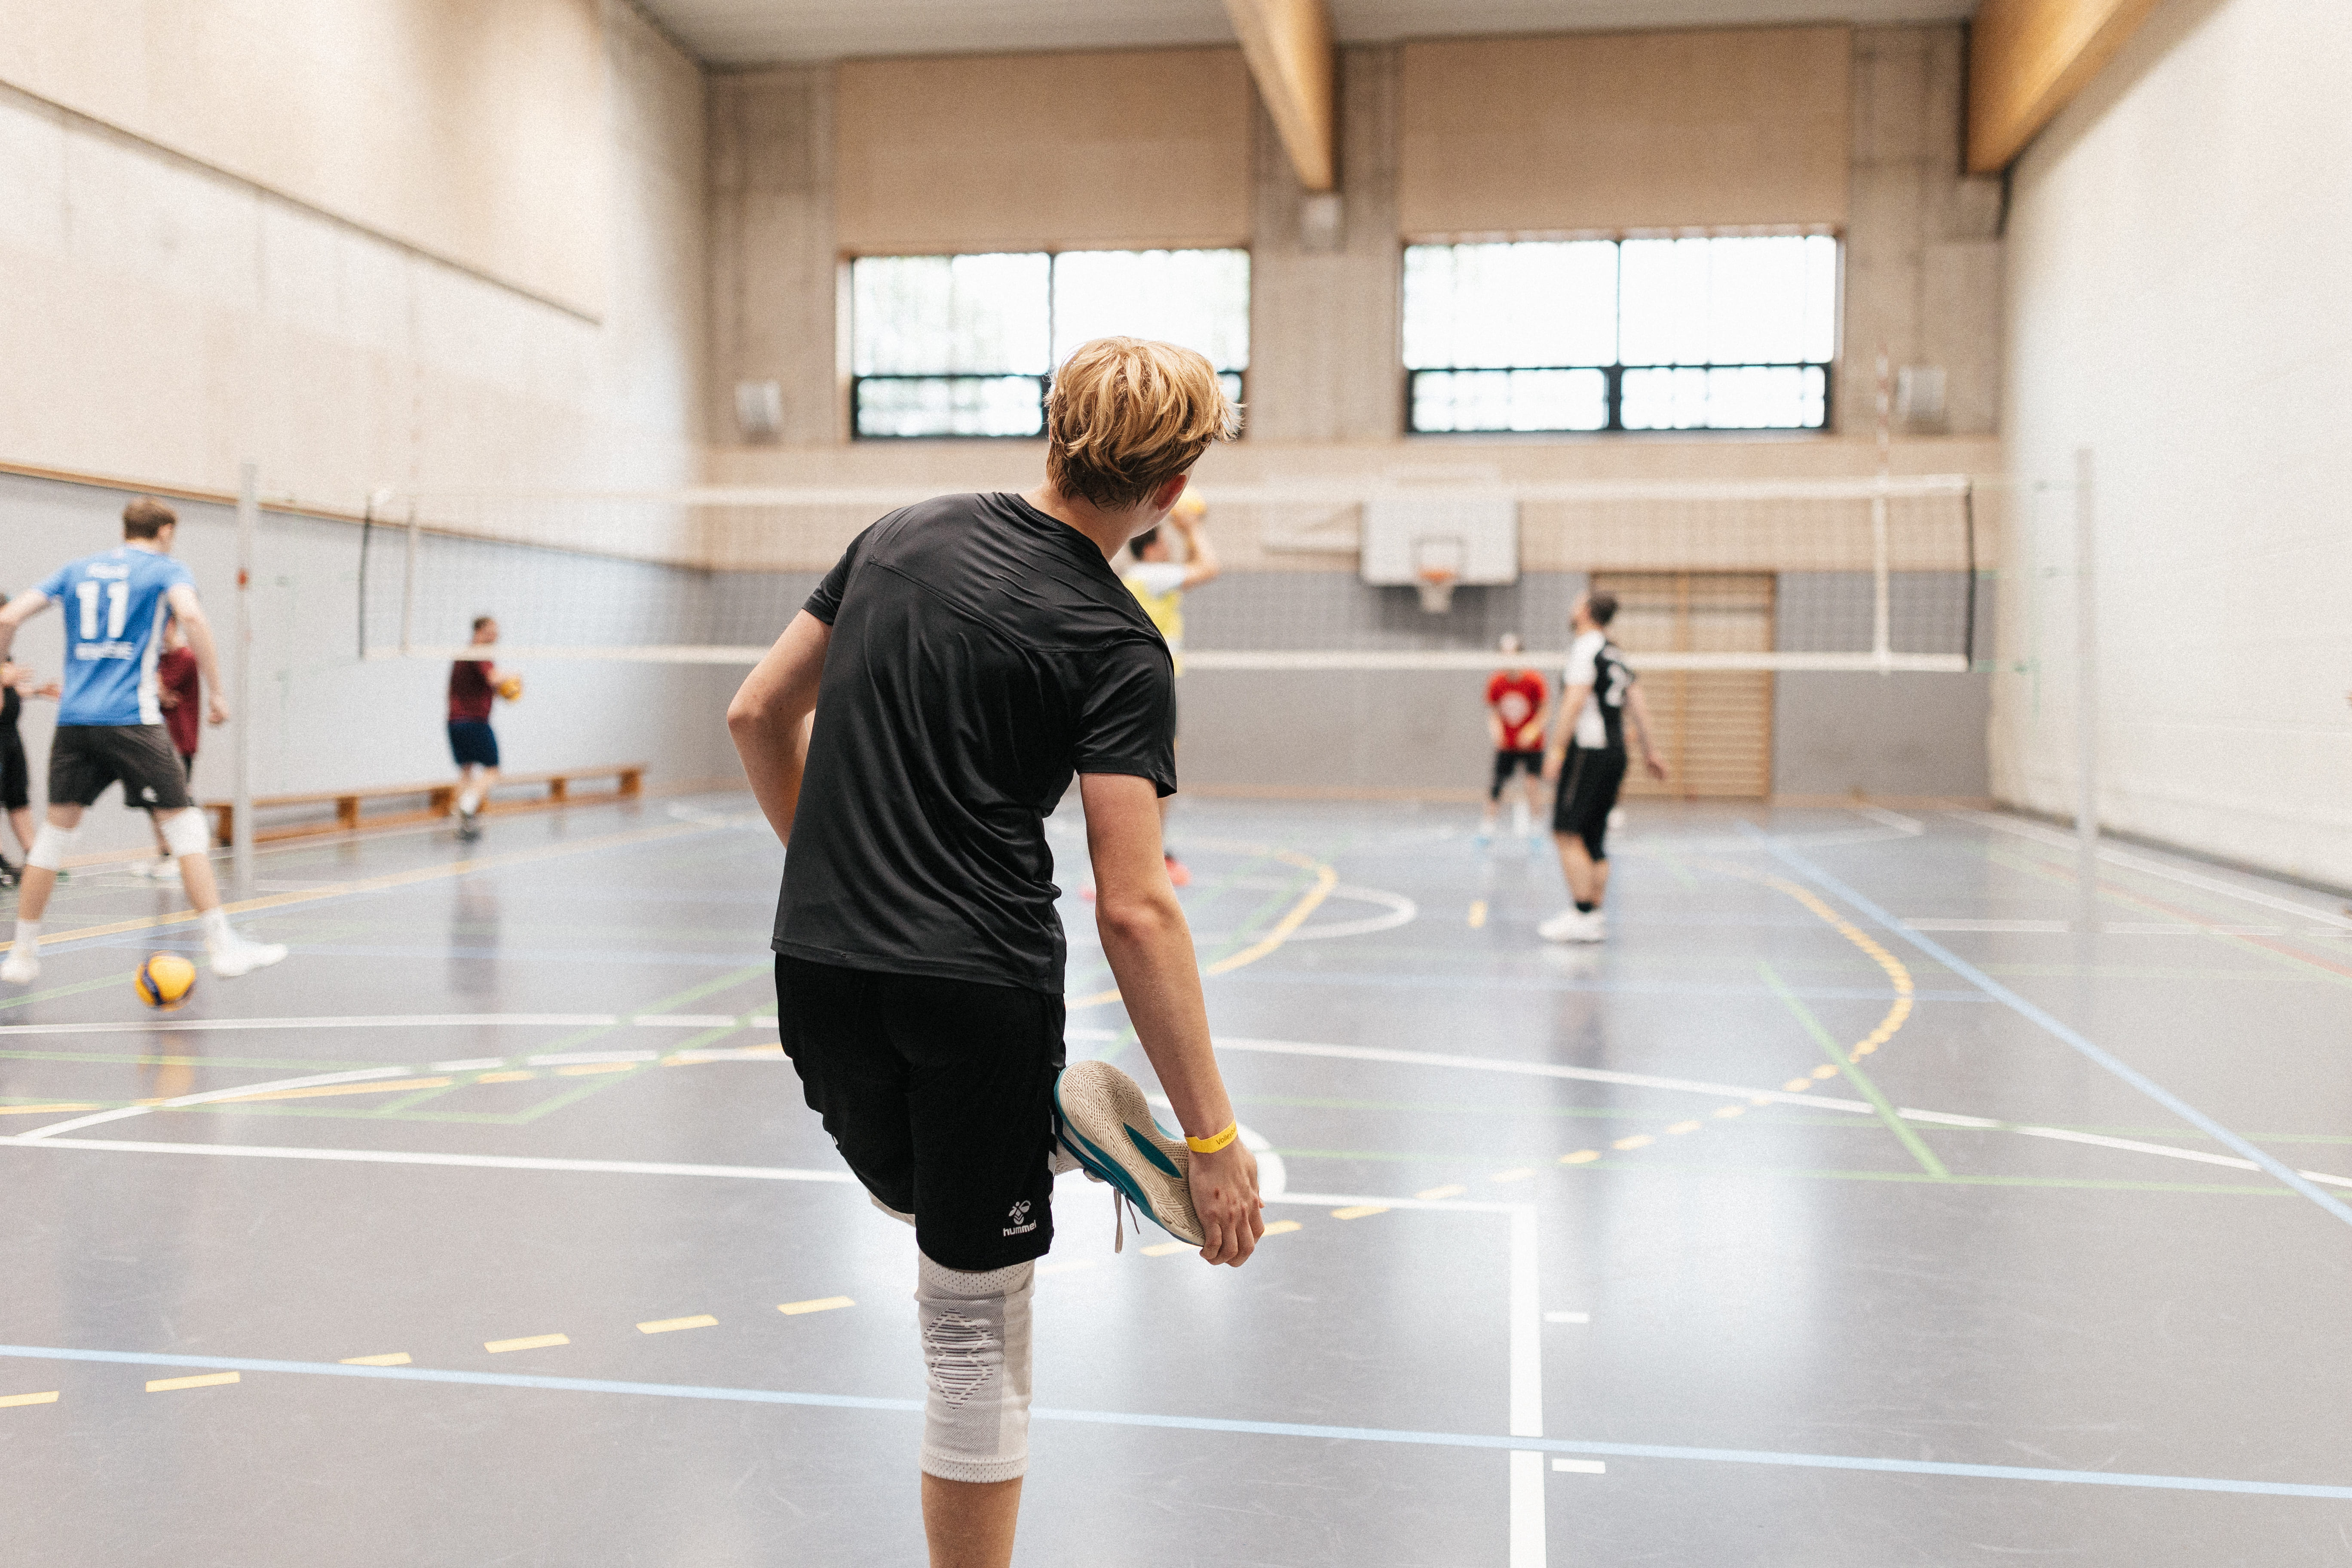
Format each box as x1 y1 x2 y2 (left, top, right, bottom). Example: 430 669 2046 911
4 792 2350 1566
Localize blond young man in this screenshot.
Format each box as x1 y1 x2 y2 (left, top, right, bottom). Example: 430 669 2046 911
728 337 1264 1568
0 499 286 982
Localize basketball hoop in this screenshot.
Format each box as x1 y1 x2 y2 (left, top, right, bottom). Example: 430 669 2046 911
1414 565 1459 614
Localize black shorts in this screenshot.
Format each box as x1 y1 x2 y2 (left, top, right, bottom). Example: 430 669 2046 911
776 955 1065 1271
448 720 500 769
49 725 192 811
0 729 26 812
1551 744 1627 859
1489 748 1543 799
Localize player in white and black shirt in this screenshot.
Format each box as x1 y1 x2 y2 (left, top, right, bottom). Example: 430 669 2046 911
1539 590 1666 943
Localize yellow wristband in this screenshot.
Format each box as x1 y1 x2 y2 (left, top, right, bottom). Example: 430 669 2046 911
1185 1121 1239 1155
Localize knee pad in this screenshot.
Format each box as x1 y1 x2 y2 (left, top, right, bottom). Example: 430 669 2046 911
161 810 210 859
914 1251 1035 1483
27 824 78 872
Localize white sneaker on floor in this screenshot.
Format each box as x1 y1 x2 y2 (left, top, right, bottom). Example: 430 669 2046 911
1538 909 1606 944
208 936 288 978
1 946 38 984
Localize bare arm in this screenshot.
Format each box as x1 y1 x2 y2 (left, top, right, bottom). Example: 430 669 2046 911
1488 710 1506 749
726 611 831 843
1173 516 1220 591
1082 771 1262 1267
165 585 229 725
1625 681 1668 780
0 591 51 665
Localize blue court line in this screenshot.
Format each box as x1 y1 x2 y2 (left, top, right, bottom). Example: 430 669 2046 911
1748 827 2352 1231
5 1343 2347 1500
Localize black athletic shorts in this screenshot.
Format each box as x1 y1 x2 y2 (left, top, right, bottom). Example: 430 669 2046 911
0 728 26 812
49 724 191 811
1551 744 1628 860
1488 748 1544 799
448 720 500 769
776 955 1065 1271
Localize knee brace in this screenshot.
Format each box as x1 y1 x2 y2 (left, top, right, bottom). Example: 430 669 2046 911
27 824 78 872
914 1251 1035 1483
161 809 210 859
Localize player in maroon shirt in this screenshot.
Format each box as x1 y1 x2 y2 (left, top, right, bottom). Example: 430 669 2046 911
448 616 505 840
133 616 202 877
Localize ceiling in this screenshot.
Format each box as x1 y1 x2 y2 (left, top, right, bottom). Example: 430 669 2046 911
643 0 1977 67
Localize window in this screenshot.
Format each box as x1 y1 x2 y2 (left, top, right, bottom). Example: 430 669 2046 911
850 249 1250 438
1403 236 1839 434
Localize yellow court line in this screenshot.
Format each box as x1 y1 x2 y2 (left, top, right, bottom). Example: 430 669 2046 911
1331 1204 1390 1219
637 1315 719 1334
0 1103 104 1115
1261 1219 1302 1236
1468 899 1488 928
484 1334 569 1354
553 1061 637 1077
0 1390 60 1407
1139 1241 1190 1256
1073 844 1342 1008
777 1296 854 1316
340 1353 410 1366
214 1076 451 1104
0 821 711 954
147 1372 238 1393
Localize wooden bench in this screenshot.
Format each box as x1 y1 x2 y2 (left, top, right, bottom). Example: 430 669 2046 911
205 763 645 846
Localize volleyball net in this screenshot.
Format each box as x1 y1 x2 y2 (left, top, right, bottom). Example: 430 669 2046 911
356 475 1983 674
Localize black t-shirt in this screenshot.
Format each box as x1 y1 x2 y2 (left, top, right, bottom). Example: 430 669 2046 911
772 492 1178 994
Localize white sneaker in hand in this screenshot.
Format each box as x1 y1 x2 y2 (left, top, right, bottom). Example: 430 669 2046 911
208 936 288 978
1 946 38 984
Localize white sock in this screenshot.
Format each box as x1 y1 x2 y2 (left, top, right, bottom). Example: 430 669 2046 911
458 789 481 815
13 919 41 948
201 908 235 947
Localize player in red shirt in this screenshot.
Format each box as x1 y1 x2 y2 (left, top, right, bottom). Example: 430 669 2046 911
133 615 202 878
448 616 507 841
1477 633 1549 846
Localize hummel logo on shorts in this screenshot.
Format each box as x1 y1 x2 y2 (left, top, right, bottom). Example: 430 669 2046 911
1002 1198 1036 1237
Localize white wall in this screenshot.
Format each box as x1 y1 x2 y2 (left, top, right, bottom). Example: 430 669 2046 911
1995 0 2352 886
0 0 707 558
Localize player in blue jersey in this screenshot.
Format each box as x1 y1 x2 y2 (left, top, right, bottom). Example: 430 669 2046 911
0 498 288 983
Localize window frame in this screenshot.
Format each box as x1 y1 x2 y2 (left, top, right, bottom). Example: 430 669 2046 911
846 248 1252 442
1399 234 1842 438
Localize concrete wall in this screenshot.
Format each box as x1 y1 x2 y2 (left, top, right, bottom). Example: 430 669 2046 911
0 473 744 857
0 0 708 556
1994 0 2352 887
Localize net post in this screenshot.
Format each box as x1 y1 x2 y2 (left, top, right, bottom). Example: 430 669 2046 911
1870 479 1891 673
2073 446 2098 925
233 462 257 902
401 508 419 655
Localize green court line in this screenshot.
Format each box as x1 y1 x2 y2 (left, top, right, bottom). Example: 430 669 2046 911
1758 961 1949 1179
0 970 144 1011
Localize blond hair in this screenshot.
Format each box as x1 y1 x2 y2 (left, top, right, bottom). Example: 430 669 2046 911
1045 338 1238 510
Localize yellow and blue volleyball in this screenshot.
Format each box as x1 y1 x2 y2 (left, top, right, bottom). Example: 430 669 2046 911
135 952 198 1011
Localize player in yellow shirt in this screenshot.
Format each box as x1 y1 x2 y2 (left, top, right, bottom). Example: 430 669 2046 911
1119 488 1219 885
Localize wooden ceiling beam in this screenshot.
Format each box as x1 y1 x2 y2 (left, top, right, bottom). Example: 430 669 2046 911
1968 0 2164 173
1222 0 1335 191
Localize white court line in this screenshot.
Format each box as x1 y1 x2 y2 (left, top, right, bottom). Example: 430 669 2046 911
1213 1035 2352 1190
0 1014 619 1037
1958 811 2352 931
0 1131 1537 1566
11 1067 421 1141
526 1050 660 1066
